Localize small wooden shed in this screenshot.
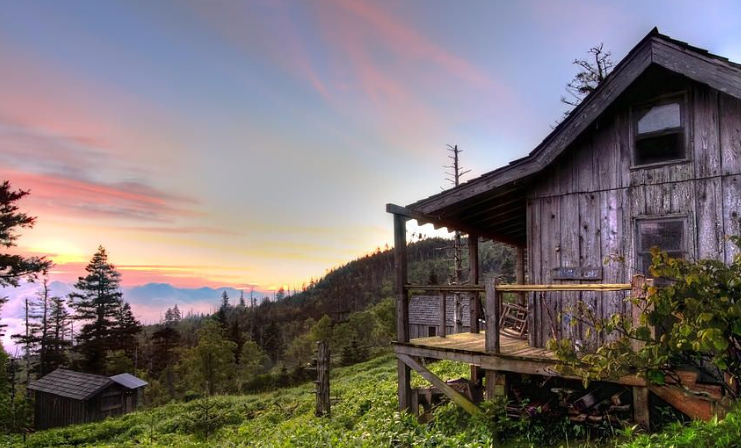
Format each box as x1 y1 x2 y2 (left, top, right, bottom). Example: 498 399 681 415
28 369 148 429
409 294 470 338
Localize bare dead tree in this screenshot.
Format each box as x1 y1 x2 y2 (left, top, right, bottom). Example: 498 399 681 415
442 145 471 332
561 43 615 109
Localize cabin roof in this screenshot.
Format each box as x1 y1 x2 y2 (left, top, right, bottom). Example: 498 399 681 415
28 369 148 400
401 28 741 245
28 369 113 400
110 373 148 389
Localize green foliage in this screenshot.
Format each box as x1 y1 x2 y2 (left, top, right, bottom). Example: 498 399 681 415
0 180 52 291
179 320 237 396
552 240 741 394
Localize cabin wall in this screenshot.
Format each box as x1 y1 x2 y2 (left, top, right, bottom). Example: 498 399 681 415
33 384 133 430
526 74 741 347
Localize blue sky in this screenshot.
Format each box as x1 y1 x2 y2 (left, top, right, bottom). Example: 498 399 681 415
0 1 740 329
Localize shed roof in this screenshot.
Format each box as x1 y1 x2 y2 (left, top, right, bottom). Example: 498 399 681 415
28 369 113 401
399 28 741 245
110 373 148 389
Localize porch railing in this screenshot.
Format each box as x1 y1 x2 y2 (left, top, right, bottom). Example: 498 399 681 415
401 275 650 355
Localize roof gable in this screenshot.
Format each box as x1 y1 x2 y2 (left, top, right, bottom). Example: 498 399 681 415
409 29 741 217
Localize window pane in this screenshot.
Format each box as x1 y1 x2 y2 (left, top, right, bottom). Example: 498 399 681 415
635 132 684 165
639 220 684 251
637 102 681 134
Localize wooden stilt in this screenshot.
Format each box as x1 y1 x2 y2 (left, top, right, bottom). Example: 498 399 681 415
633 386 650 429
398 353 482 417
393 213 412 411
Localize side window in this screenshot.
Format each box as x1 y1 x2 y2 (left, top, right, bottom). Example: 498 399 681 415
636 218 688 275
633 97 686 166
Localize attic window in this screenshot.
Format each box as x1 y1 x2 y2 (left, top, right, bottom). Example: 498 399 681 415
633 98 685 166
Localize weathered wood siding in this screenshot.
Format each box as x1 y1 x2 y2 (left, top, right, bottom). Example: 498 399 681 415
33 384 132 430
526 70 741 347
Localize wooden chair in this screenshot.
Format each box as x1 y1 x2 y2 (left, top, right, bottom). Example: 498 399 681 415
499 302 528 339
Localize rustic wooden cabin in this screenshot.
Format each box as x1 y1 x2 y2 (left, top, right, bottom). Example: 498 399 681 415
28 369 148 429
387 29 741 427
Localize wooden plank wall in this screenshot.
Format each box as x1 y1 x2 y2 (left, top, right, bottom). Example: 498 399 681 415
526 77 741 348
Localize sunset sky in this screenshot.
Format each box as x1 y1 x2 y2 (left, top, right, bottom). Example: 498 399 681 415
2 1 740 305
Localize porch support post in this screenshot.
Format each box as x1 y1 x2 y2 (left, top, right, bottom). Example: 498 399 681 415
516 246 526 305
468 234 480 333
398 353 482 417
468 235 481 383
485 280 500 354
393 213 412 412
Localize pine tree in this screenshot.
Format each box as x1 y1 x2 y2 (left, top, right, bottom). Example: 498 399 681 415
221 291 230 309
45 294 70 373
238 291 246 308
0 181 51 289
11 297 38 385
69 246 125 374
113 302 142 360
0 181 51 338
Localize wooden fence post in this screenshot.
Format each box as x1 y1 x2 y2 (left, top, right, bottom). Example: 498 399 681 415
315 341 331 417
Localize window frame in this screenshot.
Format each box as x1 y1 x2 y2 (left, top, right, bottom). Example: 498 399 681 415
634 215 690 276
630 92 691 169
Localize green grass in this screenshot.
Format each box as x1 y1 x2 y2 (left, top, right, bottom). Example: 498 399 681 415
4 355 741 448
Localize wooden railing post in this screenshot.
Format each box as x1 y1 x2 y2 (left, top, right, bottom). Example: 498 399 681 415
485 279 500 354
393 213 411 411
468 235 480 333
439 291 447 338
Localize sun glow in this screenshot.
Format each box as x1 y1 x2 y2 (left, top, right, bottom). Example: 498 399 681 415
29 240 87 264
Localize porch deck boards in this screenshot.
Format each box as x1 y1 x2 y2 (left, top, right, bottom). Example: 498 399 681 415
405 331 555 360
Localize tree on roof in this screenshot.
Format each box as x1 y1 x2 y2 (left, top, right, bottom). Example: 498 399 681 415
561 43 615 110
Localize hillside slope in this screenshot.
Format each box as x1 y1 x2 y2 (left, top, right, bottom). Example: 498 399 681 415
14 353 741 448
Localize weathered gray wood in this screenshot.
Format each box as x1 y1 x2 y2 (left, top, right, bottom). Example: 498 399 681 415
633 386 650 429
720 93 741 175
439 292 447 338
397 353 482 417
694 86 722 178
579 191 602 347
469 235 481 333
485 281 500 354
516 245 526 305
526 198 541 347
695 178 725 260
315 341 331 417
393 213 412 412
723 175 741 263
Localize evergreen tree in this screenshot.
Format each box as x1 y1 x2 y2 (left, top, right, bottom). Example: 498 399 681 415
238 291 246 308
221 291 229 309
11 297 38 385
228 319 245 363
0 181 51 338
113 302 142 359
0 181 51 289
151 326 181 376
180 320 236 396
45 294 70 373
69 246 125 374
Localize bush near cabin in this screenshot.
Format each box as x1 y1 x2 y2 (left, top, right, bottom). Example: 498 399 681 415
552 237 741 398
